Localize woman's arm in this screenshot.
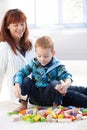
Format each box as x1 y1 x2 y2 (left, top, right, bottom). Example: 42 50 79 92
0 42 8 91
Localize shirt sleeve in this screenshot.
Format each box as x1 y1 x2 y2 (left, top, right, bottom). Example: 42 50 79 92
57 65 73 82
0 42 8 89
13 62 32 86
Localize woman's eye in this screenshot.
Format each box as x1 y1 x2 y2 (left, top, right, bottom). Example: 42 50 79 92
21 23 25 26
14 24 18 27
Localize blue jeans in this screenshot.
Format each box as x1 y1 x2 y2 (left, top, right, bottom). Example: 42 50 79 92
21 77 63 106
21 77 87 108
63 85 87 108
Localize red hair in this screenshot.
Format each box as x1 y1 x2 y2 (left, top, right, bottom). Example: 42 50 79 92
35 36 54 52
0 9 32 54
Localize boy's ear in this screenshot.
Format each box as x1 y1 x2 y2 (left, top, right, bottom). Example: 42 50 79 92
53 51 55 56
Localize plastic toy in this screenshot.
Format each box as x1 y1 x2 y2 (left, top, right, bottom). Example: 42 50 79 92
8 105 87 123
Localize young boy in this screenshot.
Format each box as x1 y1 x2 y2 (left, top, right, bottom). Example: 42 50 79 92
13 36 87 112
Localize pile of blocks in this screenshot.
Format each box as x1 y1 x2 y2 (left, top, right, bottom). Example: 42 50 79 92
8 105 87 123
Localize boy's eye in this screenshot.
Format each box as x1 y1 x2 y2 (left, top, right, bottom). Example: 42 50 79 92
38 56 41 58
37 55 49 58
44 56 48 58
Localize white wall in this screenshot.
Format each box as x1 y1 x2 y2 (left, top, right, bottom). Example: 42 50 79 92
0 0 87 60
0 0 9 27
30 27 87 60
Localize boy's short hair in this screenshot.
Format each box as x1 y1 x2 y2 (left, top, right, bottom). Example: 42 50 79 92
35 36 54 52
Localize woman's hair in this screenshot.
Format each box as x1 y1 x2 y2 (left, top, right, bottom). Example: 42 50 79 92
35 36 54 52
0 32 1 42
0 8 32 54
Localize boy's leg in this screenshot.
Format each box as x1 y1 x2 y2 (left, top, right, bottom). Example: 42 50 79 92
68 85 87 95
43 80 63 106
63 90 87 108
22 77 42 105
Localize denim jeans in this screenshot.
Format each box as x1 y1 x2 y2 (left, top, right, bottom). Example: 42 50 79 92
21 77 63 106
63 85 87 108
21 77 87 108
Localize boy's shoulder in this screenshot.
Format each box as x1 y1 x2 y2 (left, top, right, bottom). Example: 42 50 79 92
29 57 39 66
53 57 62 65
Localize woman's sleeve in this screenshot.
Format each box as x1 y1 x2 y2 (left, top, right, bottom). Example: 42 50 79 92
0 42 8 89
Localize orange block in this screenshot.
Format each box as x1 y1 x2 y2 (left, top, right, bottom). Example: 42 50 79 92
19 109 27 115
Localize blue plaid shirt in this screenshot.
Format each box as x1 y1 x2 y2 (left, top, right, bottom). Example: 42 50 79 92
13 57 72 88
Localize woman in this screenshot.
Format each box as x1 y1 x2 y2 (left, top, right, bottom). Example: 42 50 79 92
0 9 35 103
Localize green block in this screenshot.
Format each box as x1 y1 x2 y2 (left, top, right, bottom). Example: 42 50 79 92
40 117 46 122
82 109 87 113
7 111 19 115
29 118 35 122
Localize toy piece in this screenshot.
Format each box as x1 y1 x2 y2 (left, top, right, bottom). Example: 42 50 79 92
50 111 56 118
40 117 46 122
37 109 49 117
22 114 34 122
46 114 57 122
53 108 61 114
7 111 19 115
19 109 27 115
64 108 80 115
76 114 82 120
8 105 87 123
33 114 41 122
64 107 82 121
58 118 72 123
26 109 37 114
12 114 22 122
81 116 87 120
57 113 64 119
81 108 87 116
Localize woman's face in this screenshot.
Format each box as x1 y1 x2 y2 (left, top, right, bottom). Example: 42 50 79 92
7 22 26 41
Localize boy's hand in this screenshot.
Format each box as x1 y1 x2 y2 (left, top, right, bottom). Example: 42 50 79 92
55 81 67 95
55 78 72 95
14 83 21 98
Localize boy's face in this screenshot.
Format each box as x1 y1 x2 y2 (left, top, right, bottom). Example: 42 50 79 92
35 47 55 66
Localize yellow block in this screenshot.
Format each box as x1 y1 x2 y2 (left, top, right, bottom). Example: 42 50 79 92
33 114 41 122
